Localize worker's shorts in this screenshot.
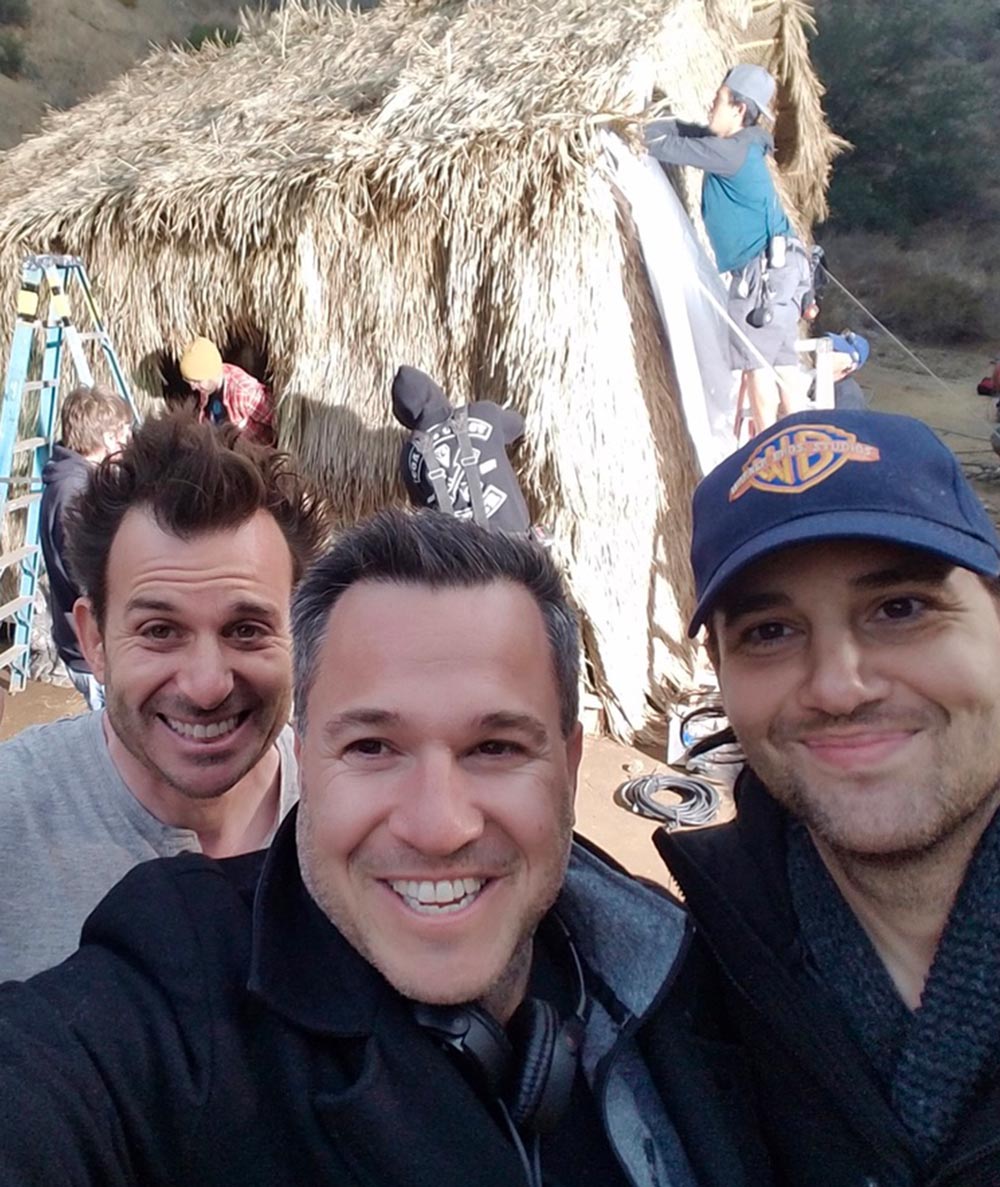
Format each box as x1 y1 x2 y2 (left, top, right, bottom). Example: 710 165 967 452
727 247 812 371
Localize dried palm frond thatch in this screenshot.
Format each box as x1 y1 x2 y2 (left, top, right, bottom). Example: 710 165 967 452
0 0 841 741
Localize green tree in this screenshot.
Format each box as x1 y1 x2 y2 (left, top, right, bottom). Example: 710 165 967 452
811 0 999 233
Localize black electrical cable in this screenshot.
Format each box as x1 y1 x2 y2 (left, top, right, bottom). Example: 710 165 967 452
677 704 743 767
614 771 720 831
498 1101 542 1187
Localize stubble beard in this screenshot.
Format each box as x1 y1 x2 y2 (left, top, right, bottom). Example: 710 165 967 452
296 791 575 1016
751 721 1000 868
104 681 285 801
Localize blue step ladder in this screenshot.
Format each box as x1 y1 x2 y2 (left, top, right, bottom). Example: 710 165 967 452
0 254 137 693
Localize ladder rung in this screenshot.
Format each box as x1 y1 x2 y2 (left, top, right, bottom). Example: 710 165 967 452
0 595 31 623
0 544 38 571
12 437 46 454
0 643 28 671
21 380 58 392
4 492 41 513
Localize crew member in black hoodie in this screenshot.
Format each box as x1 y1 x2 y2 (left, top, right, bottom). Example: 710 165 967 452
40 384 131 708
391 365 531 535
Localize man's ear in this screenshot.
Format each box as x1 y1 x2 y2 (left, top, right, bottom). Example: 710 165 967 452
72 597 106 683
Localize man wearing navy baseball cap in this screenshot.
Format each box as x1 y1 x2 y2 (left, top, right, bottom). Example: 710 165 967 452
658 409 1000 1186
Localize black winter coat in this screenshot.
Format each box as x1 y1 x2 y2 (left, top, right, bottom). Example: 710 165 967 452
39 444 91 672
0 812 773 1187
657 772 1000 1187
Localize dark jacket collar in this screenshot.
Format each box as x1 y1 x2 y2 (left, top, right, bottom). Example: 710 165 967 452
247 808 387 1035
657 769 917 1163
658 768 800 952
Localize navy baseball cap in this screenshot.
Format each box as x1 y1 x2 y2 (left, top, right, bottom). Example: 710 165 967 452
689 409 1000 635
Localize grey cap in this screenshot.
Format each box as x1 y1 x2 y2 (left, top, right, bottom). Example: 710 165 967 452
724 64 777 119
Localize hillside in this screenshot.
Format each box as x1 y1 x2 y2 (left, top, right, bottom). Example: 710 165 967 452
0 0 257 149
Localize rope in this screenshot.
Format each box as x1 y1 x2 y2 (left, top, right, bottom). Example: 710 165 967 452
820 266 1000 465
820 266 965 401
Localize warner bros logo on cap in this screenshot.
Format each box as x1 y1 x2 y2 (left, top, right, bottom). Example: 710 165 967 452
688 410 1000 635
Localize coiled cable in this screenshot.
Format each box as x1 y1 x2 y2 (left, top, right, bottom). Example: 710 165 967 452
614 771 720 831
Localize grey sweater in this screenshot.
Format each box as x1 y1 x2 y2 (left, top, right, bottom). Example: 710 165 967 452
0 711 298 981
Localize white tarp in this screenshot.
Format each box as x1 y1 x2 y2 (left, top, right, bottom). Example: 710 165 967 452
603 133 738 474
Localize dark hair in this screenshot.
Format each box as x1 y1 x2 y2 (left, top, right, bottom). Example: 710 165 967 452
65 411 329 625
292 510 580 736
730 91 761 127
60 384 132 456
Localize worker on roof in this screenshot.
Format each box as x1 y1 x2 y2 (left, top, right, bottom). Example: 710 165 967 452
644 64 813 433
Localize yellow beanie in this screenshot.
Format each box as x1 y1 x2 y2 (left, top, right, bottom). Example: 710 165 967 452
179 337 223 382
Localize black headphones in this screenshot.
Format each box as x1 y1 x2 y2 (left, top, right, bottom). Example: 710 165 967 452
412 915 588 1134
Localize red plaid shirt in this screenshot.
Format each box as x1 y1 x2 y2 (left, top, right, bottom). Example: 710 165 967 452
198 364 275 446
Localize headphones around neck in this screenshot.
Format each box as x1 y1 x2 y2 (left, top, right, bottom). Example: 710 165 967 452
412 915 588 1134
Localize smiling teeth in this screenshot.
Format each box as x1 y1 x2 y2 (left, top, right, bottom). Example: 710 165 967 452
389 877 484 914
165 715 239 740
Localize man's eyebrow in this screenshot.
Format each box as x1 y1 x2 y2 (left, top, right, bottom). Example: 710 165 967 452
124 596 175 615
322 709 402 738
718 591 791 626
718 559 955 625
476 712 549 746
123 596 282 621
228 600 282 621
850 561 952 590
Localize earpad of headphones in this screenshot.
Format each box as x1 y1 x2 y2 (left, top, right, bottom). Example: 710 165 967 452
507 998 571 1133
411 1002 513 1099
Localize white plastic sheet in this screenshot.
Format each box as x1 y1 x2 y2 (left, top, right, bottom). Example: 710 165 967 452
603 132 739 474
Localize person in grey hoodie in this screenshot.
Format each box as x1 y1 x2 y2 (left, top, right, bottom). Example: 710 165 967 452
391 365 532 535
40 384 132 709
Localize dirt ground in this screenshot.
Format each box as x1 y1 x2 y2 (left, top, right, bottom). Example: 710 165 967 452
861 341 1000 518
2 340 994 888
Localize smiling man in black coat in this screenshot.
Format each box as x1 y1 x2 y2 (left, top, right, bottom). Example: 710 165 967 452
0 510 770 1187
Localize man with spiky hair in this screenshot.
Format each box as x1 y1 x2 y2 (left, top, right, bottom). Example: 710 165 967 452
0 511 772 1187
0 413 327 981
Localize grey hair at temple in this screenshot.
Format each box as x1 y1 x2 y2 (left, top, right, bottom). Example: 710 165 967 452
291 510 581 735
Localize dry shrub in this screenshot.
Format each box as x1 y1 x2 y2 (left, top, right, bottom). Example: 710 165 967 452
0 29 23 76
818 223 995 345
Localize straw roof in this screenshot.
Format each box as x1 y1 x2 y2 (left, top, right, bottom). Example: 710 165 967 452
0 0 840 740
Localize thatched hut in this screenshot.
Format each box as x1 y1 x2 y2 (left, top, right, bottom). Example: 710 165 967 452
0 0 840 741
